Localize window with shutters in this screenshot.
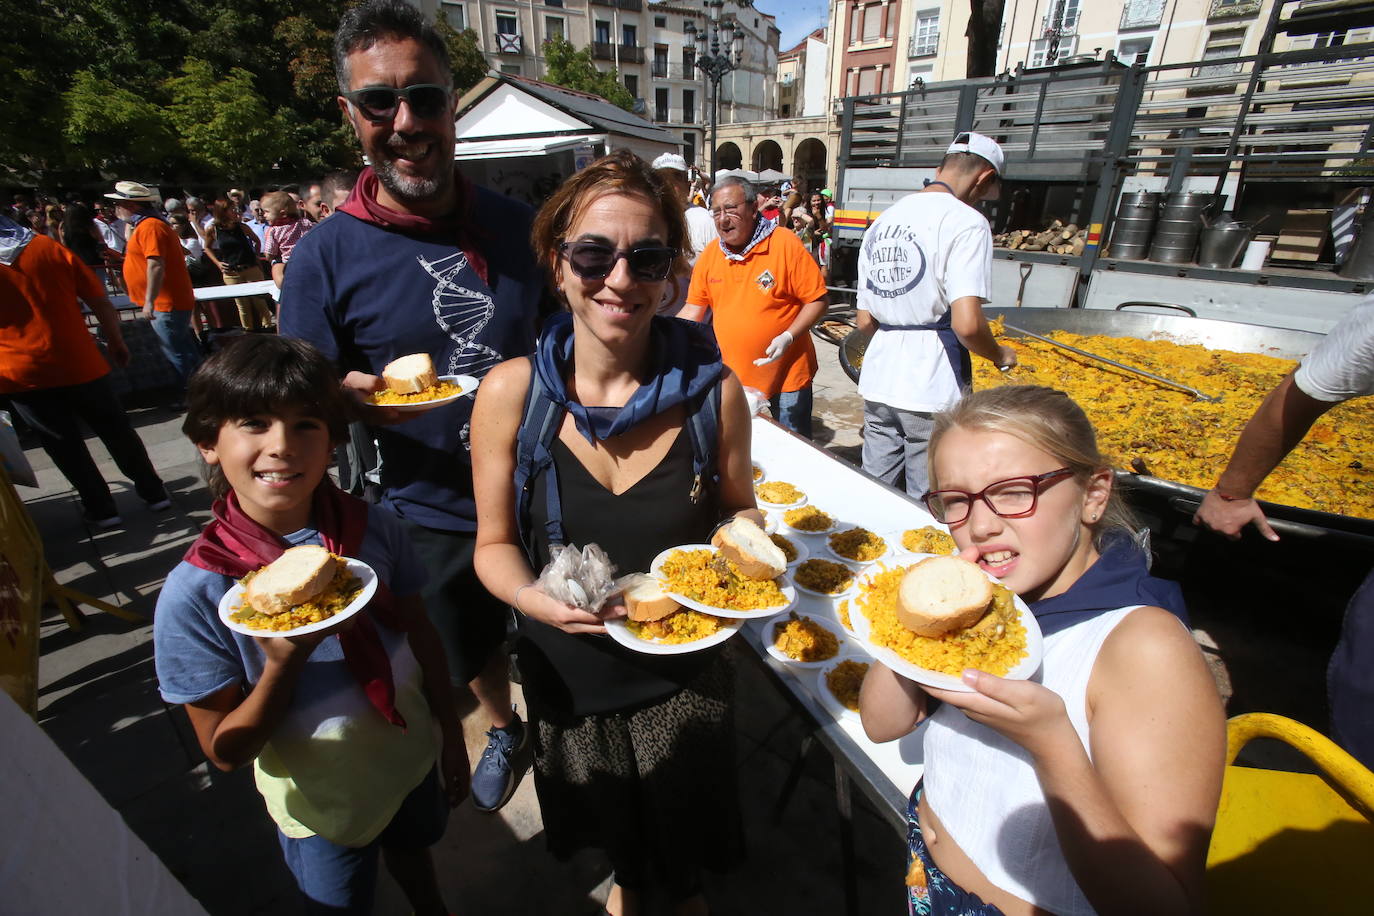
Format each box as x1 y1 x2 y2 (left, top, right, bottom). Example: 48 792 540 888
1042 0 1081 34
1199 27 1246 75
911 8 939 57
1120 0 1164 30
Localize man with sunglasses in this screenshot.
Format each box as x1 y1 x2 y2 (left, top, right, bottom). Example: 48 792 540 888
685 175 829 437
855 132 1017 496
279 0 547 821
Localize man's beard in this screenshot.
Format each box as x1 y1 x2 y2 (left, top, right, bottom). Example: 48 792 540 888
373 147 453 203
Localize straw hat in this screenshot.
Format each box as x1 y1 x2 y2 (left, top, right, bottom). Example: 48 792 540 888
104 181 159 203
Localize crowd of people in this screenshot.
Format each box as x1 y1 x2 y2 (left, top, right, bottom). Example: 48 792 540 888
5 0 1371 914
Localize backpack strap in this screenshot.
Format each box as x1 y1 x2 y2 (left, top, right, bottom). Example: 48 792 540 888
684 381 722 504
513 366 568 553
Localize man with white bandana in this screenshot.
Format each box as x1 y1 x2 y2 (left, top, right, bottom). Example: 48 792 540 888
685 175 828 437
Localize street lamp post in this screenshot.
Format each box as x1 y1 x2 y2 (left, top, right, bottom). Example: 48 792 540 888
684 1 746 178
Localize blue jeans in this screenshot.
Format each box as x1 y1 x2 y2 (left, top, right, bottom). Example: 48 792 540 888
277 767 448 915
149 309 203 384
769 385 813 439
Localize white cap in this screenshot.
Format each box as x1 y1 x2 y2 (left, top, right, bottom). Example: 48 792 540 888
652 153 688 172
946 131 1004 177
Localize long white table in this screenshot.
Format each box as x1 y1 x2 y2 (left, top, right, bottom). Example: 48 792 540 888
741 417 953 914
745 416 938 826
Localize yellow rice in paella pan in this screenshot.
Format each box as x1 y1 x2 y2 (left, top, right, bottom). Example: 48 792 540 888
976 319 1374 519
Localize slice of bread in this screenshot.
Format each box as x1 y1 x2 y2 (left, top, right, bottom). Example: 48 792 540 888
895 555 993 637
245 545 338 616
712 516 786 580
622 573 680 622
382 353 439 394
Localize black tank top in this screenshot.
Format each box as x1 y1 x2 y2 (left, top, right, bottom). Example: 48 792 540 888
212 223 256 269
520 426 722 717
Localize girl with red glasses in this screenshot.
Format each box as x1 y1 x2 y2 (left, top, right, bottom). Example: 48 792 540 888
861 385 1225 916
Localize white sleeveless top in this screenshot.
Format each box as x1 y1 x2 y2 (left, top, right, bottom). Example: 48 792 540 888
922 606 1142 915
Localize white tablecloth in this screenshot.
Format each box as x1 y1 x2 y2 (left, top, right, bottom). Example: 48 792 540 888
746 417 941 807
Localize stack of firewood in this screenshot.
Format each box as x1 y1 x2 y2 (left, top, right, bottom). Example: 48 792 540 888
994 220 1087 256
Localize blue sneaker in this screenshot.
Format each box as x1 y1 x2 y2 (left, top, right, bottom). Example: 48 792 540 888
471 713 529 813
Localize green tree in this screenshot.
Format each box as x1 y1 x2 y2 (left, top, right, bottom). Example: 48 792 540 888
63 70 179 176
276 13 341 102
434 18 491 94
542 37 635 111
164 59 290 181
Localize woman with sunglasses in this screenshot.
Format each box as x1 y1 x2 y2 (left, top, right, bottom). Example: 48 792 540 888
472 150 758 916
860 385 1224 916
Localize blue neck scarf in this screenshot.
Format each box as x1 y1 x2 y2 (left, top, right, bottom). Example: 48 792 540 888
1029 534 1188 637
125 205 167 230
533 310 723 444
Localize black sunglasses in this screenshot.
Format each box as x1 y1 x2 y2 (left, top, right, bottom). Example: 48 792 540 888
343 83 451 122
559 241 677 282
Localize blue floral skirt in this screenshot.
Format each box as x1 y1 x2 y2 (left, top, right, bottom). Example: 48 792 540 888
907 782 1007 916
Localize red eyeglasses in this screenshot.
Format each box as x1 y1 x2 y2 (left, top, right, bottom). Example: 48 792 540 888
921 468 1075 525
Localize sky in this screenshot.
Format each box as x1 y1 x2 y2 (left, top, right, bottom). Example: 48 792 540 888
753 0 829 52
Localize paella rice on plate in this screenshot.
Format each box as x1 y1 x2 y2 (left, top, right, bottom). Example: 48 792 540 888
770 533 799 563
230 561 363 632
369 379 463 405
836 598 853 633
901 526 957 555
772 612 840 662
659 549 788 611
794 558 856 595
829 527 887 562
825 659 870 711
626 609 725 644
855 565 1026 676
784 505 834 532
756 480 805 504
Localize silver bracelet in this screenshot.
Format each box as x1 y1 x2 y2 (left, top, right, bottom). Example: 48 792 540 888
513 583 535 614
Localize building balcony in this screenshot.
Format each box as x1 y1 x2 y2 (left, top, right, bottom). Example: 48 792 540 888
651 108 699 126
1041 10 1080 33
590 0 643 11
652 60 668 78
496 32 523 54
1209 0 1261 18
592 42 644 63
1120 0 1165 29
908 34 939 57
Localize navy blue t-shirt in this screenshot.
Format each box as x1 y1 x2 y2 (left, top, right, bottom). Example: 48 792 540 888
280 190 546 532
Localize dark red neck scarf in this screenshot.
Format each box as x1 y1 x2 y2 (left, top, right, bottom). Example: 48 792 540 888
185 483 408 729
337 165 488 285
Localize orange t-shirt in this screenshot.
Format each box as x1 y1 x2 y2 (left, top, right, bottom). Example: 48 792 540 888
0 235 111 393
123 216 194 312
686 227 827 397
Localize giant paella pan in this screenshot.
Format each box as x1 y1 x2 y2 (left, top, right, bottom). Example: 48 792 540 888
839 307 1374 544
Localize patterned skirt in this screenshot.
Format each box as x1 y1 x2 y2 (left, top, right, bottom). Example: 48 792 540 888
523 649 744 899
908 782 1007 916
